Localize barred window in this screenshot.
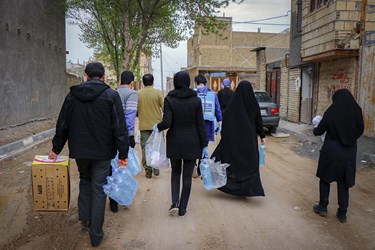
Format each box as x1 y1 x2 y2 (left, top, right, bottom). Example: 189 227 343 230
310 0 328 12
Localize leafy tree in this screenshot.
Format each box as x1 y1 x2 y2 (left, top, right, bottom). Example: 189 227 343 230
66 0 243 81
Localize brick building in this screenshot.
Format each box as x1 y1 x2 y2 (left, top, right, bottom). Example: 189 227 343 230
289 0 375 136
184 17 280 91
252 31 290 118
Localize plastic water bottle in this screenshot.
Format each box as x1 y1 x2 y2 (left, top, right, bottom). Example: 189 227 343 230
127 149 142 176
259 143 266 167
199 159 213 190
103 166 139 206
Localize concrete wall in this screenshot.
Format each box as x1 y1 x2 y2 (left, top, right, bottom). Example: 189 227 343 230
255 50 266 88
0 0 66 128
290 0 303 68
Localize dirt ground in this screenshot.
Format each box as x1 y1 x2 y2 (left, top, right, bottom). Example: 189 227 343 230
0 133 374 250
0 118 57 146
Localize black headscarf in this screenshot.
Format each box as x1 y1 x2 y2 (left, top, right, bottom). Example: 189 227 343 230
323 89 364 146
212 81 265 197
167 71 196 99
173 71 190 89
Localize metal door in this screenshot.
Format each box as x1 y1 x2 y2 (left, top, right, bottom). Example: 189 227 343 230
266 70 280 107
300 68 313 124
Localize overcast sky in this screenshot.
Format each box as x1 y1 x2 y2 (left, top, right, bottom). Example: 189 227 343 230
65 0 291 89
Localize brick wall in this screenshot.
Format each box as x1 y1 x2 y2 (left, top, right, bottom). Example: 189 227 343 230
287 68 302 122
279 58 289 118
316 57 357 115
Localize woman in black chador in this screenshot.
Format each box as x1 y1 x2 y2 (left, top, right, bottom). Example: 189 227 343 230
312 89 364 223
211 81 265 197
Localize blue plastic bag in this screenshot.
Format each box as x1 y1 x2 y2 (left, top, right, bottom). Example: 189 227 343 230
103 167 139 206
104 149 141 206
111 149 142 176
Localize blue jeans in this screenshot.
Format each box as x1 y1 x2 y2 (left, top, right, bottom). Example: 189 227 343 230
76 159 111 246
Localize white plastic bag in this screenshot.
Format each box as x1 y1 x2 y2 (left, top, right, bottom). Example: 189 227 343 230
200 157 229 190
312 115 322 128
145 131 169 169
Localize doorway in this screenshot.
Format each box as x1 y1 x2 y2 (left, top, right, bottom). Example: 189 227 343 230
300 67 313 124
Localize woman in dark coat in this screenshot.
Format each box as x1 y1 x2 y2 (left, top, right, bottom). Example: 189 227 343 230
312 89 364 223
211 81 265 197
155 71 207 216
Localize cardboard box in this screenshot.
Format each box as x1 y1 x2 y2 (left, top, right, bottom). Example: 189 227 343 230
31 155 70 211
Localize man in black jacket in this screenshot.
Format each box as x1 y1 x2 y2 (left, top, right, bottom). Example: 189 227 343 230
48 62 129 247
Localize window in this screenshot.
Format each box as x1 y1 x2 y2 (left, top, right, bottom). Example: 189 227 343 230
297 0 302 33
310 0 328 12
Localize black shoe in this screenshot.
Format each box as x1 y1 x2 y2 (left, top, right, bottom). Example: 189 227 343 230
110 203 118 213
313 204 327 217
91 236 103 247
80 220 90 230
153 168 160 176
145 172 152 179
168 204 179 215
178 208 187 217
336 212 347 223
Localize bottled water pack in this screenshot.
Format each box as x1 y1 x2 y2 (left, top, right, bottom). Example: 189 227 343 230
104 149 141 206
199 159 213 190
103 167 139 206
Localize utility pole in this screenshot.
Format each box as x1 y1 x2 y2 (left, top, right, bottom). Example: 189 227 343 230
160 43 164 94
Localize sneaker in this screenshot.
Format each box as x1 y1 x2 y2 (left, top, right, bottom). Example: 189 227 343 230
110 203 118 213
145 172 152 178
178 208 187 217
313 204 327 217
336 212 347 223
168 204 179 215
153 168 160 176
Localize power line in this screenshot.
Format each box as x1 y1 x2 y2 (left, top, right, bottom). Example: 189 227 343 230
232 11 290 25
237 22 289 26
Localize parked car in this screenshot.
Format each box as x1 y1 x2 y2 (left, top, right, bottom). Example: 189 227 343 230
254 90 280 134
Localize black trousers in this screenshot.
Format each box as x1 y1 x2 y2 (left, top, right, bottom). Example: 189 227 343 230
170 159 196 210
319 179 349 215
108 167 117 206
76 159 111 246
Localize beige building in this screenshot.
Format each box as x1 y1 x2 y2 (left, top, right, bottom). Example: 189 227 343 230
288 0 375 136
252 31 290 117
184 17 280 91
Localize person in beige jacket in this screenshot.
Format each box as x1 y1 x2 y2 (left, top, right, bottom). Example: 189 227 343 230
137 73 164 178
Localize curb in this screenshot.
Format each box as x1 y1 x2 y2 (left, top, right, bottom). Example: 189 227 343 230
277 126 321 143
0 128 55 161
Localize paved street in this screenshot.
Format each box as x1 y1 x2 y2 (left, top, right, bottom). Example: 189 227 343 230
0 134 374 250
